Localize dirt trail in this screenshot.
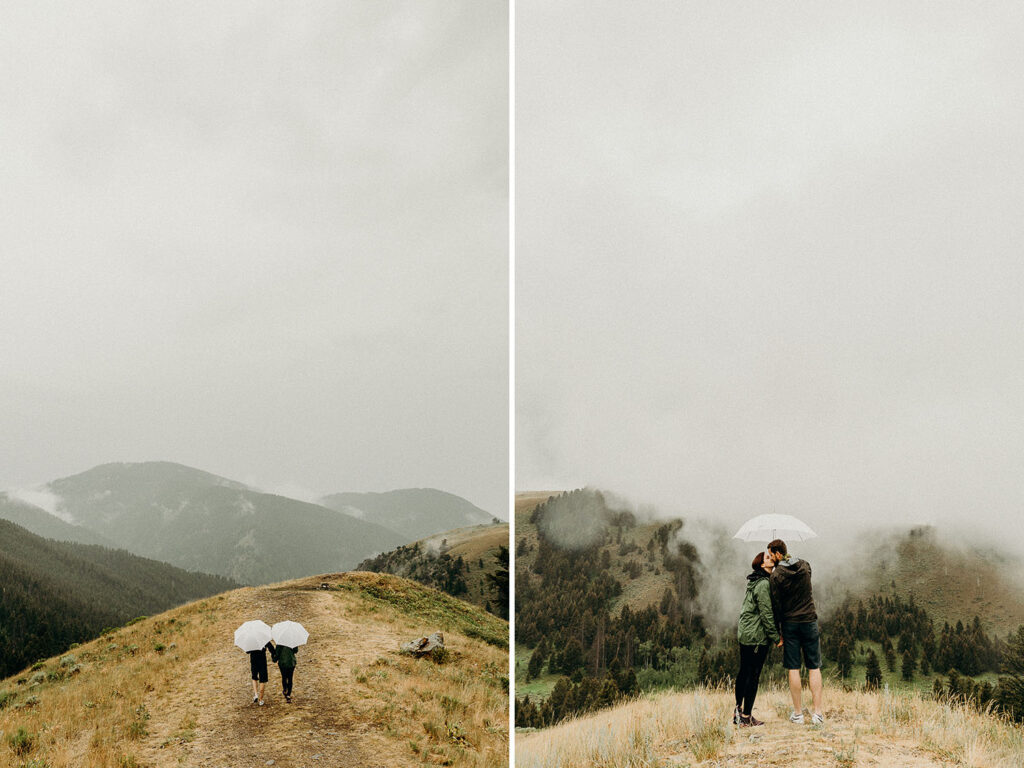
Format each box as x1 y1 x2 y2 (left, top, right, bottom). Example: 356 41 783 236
139 586 406 768
661 696 945 767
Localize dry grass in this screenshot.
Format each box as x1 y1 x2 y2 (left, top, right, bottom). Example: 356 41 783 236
337 574 509 768
515 685 1024 768
0 603 220 767
0 572 508 768
514 687 735 768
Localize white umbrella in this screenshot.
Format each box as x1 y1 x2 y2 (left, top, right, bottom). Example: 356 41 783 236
234 620 272 652
733 513 817 543
271 620 309 648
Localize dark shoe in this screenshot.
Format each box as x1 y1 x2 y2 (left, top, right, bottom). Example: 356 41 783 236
740 714 764 727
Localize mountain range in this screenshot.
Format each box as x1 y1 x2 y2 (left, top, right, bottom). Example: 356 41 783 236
0 462 498 585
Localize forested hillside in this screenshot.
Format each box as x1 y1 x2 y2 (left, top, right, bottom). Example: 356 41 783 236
0 493 113 546
0 520 235 678
357 523 510 617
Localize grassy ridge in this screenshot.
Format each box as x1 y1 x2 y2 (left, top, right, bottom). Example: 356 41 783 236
0 571 509 768
337 571 508 649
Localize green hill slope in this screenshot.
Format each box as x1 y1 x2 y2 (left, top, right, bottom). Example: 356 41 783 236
357 522 510 616
0 492 115 546
849 525 1024 636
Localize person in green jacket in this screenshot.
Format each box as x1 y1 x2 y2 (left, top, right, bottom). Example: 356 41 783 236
270 642 298 703
734 550 782 726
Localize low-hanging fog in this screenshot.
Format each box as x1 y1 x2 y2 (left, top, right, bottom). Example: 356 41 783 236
0 2 508 514
517 3 1024 562
536 488 1024 632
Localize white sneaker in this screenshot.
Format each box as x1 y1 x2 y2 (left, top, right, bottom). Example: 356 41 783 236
252 695 258 704
811 712 824 725
789 711 804 724
258 699 264 706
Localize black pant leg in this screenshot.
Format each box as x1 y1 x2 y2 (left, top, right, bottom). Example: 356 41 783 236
741 644 769 715
282 666 294 696
736 644 754 708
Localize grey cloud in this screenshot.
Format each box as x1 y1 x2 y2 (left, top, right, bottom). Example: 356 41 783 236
517 1 1024 544
0 1 508 514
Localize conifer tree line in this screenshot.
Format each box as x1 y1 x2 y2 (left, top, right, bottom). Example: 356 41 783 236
358 540 509 618
821 596 1024 722
358 541 471 597
516 490 706 727
820 594 1003 682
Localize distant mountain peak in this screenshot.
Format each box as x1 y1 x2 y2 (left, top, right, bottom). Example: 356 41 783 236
52 460 250 490
319 487 498 541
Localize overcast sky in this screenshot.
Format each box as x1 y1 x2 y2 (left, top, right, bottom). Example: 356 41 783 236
517 2 1024 541
0 1 508 515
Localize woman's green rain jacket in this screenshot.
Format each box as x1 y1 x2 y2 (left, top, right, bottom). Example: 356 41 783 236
737 572 780 646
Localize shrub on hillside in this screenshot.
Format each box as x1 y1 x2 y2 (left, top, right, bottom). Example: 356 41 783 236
7 726 35 755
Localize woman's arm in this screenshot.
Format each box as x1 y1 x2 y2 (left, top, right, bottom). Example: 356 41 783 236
756 581 780 644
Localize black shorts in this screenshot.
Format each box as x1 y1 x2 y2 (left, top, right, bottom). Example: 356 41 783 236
781 620 821 670
249 652 268 682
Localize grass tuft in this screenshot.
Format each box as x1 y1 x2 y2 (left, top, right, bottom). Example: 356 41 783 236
7 725 36 755
685 692 729 761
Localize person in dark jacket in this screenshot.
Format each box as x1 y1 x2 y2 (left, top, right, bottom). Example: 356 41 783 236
248 641 271 706
270 642 298 703
733 551 782 726
768 538 824 725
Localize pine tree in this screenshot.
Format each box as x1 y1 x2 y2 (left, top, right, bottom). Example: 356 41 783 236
865 649 883 690
948 670 962 701
485 545 509 619
901 649 915 681
897 632 913 656
561 638 584 675
996 625 1024 722
837 640 853 679
527 643 546 681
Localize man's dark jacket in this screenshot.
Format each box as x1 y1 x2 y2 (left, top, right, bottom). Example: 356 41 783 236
769 557 817 624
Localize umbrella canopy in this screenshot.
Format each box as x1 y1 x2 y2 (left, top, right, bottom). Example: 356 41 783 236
733 513 817 543
271 620 309 648
234 620 272 652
